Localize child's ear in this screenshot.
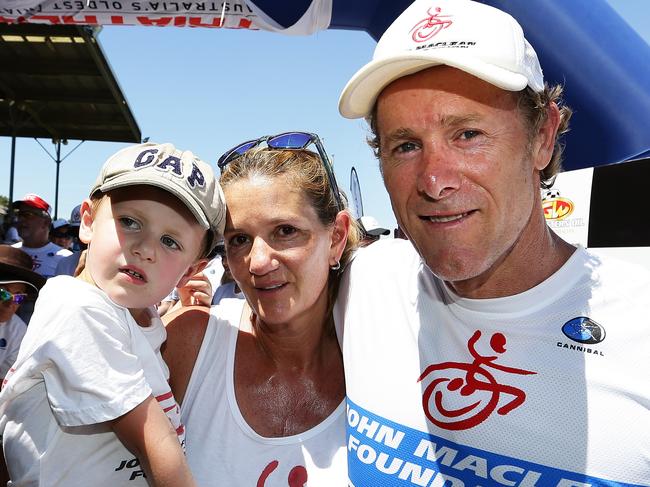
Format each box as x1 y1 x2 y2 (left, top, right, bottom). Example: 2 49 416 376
78 199 95 245
176 258 209 289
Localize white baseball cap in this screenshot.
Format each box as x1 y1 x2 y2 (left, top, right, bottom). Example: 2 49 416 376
359 216 390 237
90 143 226 251
52 219 69 231
339 0 544 119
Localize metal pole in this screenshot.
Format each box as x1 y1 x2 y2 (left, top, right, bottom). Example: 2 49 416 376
9 135 16 206
54 140 61 219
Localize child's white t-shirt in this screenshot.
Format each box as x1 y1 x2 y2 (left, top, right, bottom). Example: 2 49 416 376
0 275 184 486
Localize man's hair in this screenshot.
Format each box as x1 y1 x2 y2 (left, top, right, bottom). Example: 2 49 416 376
367 82 572 189
219 147 361 329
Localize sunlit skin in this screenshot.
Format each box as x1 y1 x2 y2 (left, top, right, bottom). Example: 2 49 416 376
376 66 574 298
223 175 345 338
77 186 207 315
222 174 349 436
0 282 28 323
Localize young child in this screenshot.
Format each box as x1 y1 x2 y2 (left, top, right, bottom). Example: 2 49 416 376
0 143 226 486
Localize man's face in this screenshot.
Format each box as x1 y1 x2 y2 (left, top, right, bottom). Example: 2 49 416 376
376 66 552 294
16 206 50 246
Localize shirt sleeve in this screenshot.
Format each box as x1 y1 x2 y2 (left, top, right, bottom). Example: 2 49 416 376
34 295 151 427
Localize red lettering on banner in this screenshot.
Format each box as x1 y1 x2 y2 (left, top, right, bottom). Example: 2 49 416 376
239 18 252 28
137 16 173 26
111 15 125 24
188 17 225 27
62 15 98 24
174 16 186 26
27 15 61 24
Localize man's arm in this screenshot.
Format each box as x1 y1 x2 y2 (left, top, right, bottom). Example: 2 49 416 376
110 395 195 487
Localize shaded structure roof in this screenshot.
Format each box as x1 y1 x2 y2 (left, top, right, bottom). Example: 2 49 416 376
0 23 141 143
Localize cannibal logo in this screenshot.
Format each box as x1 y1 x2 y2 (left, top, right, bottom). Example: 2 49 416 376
410 7 453 43
418 331 536 430
562 317 606 345
542 188 574 221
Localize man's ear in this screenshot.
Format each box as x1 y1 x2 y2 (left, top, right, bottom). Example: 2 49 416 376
78 199 95 245
532 102 561 172
329 211 351 268
176 258 209 289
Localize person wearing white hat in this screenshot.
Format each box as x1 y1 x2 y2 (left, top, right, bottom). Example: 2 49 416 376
335 0 649 485
54 204 88 277
0 143 226 486
358 215 390 246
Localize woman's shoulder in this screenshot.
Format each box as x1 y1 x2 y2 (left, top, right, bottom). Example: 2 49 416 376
164 305 211 353
162 306 212 402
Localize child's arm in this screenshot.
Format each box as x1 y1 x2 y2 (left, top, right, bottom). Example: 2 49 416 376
110 395 196 487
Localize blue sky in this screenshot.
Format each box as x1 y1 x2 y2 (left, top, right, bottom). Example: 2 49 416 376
1 0 649 232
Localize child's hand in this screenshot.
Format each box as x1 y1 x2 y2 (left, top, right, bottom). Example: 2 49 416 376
177 272 212 308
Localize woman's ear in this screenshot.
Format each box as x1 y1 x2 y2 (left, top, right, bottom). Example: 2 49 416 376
329 211 351 267
78 199 95 245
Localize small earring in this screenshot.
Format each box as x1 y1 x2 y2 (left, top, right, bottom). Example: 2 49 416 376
330 260 341 271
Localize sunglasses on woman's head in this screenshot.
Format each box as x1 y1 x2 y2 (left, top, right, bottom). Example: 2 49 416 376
217 131 344 211
0 288 28 305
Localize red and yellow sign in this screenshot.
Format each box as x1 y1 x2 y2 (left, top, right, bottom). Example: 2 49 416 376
543 197 574 221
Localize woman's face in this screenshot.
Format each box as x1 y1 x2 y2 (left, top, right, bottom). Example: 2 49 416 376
223 174 339 329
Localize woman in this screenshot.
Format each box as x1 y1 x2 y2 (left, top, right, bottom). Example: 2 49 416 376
163 132 359 485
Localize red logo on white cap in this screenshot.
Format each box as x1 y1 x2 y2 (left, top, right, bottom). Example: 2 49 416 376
410 7 453 43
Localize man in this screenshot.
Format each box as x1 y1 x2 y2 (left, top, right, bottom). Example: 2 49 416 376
335 1 649 485
12 194 71 279
358 215 390 247
12 194 71 324
55 204 86 277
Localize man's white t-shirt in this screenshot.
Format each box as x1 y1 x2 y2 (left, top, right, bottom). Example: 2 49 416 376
12 241 72 278
0 276 184 486
335 240 650 486
0 314 27 379
181 299 348 486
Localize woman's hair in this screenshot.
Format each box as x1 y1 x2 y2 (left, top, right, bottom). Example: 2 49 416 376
366 82 572 189
220 147 361 332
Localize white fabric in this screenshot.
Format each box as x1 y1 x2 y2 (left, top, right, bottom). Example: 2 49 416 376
12 241 72 278
210 281 244 306
182 299 347 486
248 0 332 35
54 251 81 277
0 314 27 380
335 239 650 486
0 276 184 486
162 257 224 303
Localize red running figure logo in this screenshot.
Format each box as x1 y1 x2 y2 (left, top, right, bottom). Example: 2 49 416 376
257 460 308 487
418 331 536 430
410 7 453 43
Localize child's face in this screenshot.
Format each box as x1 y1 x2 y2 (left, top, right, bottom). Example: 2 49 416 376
79 186 207 309
0 282 28 323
